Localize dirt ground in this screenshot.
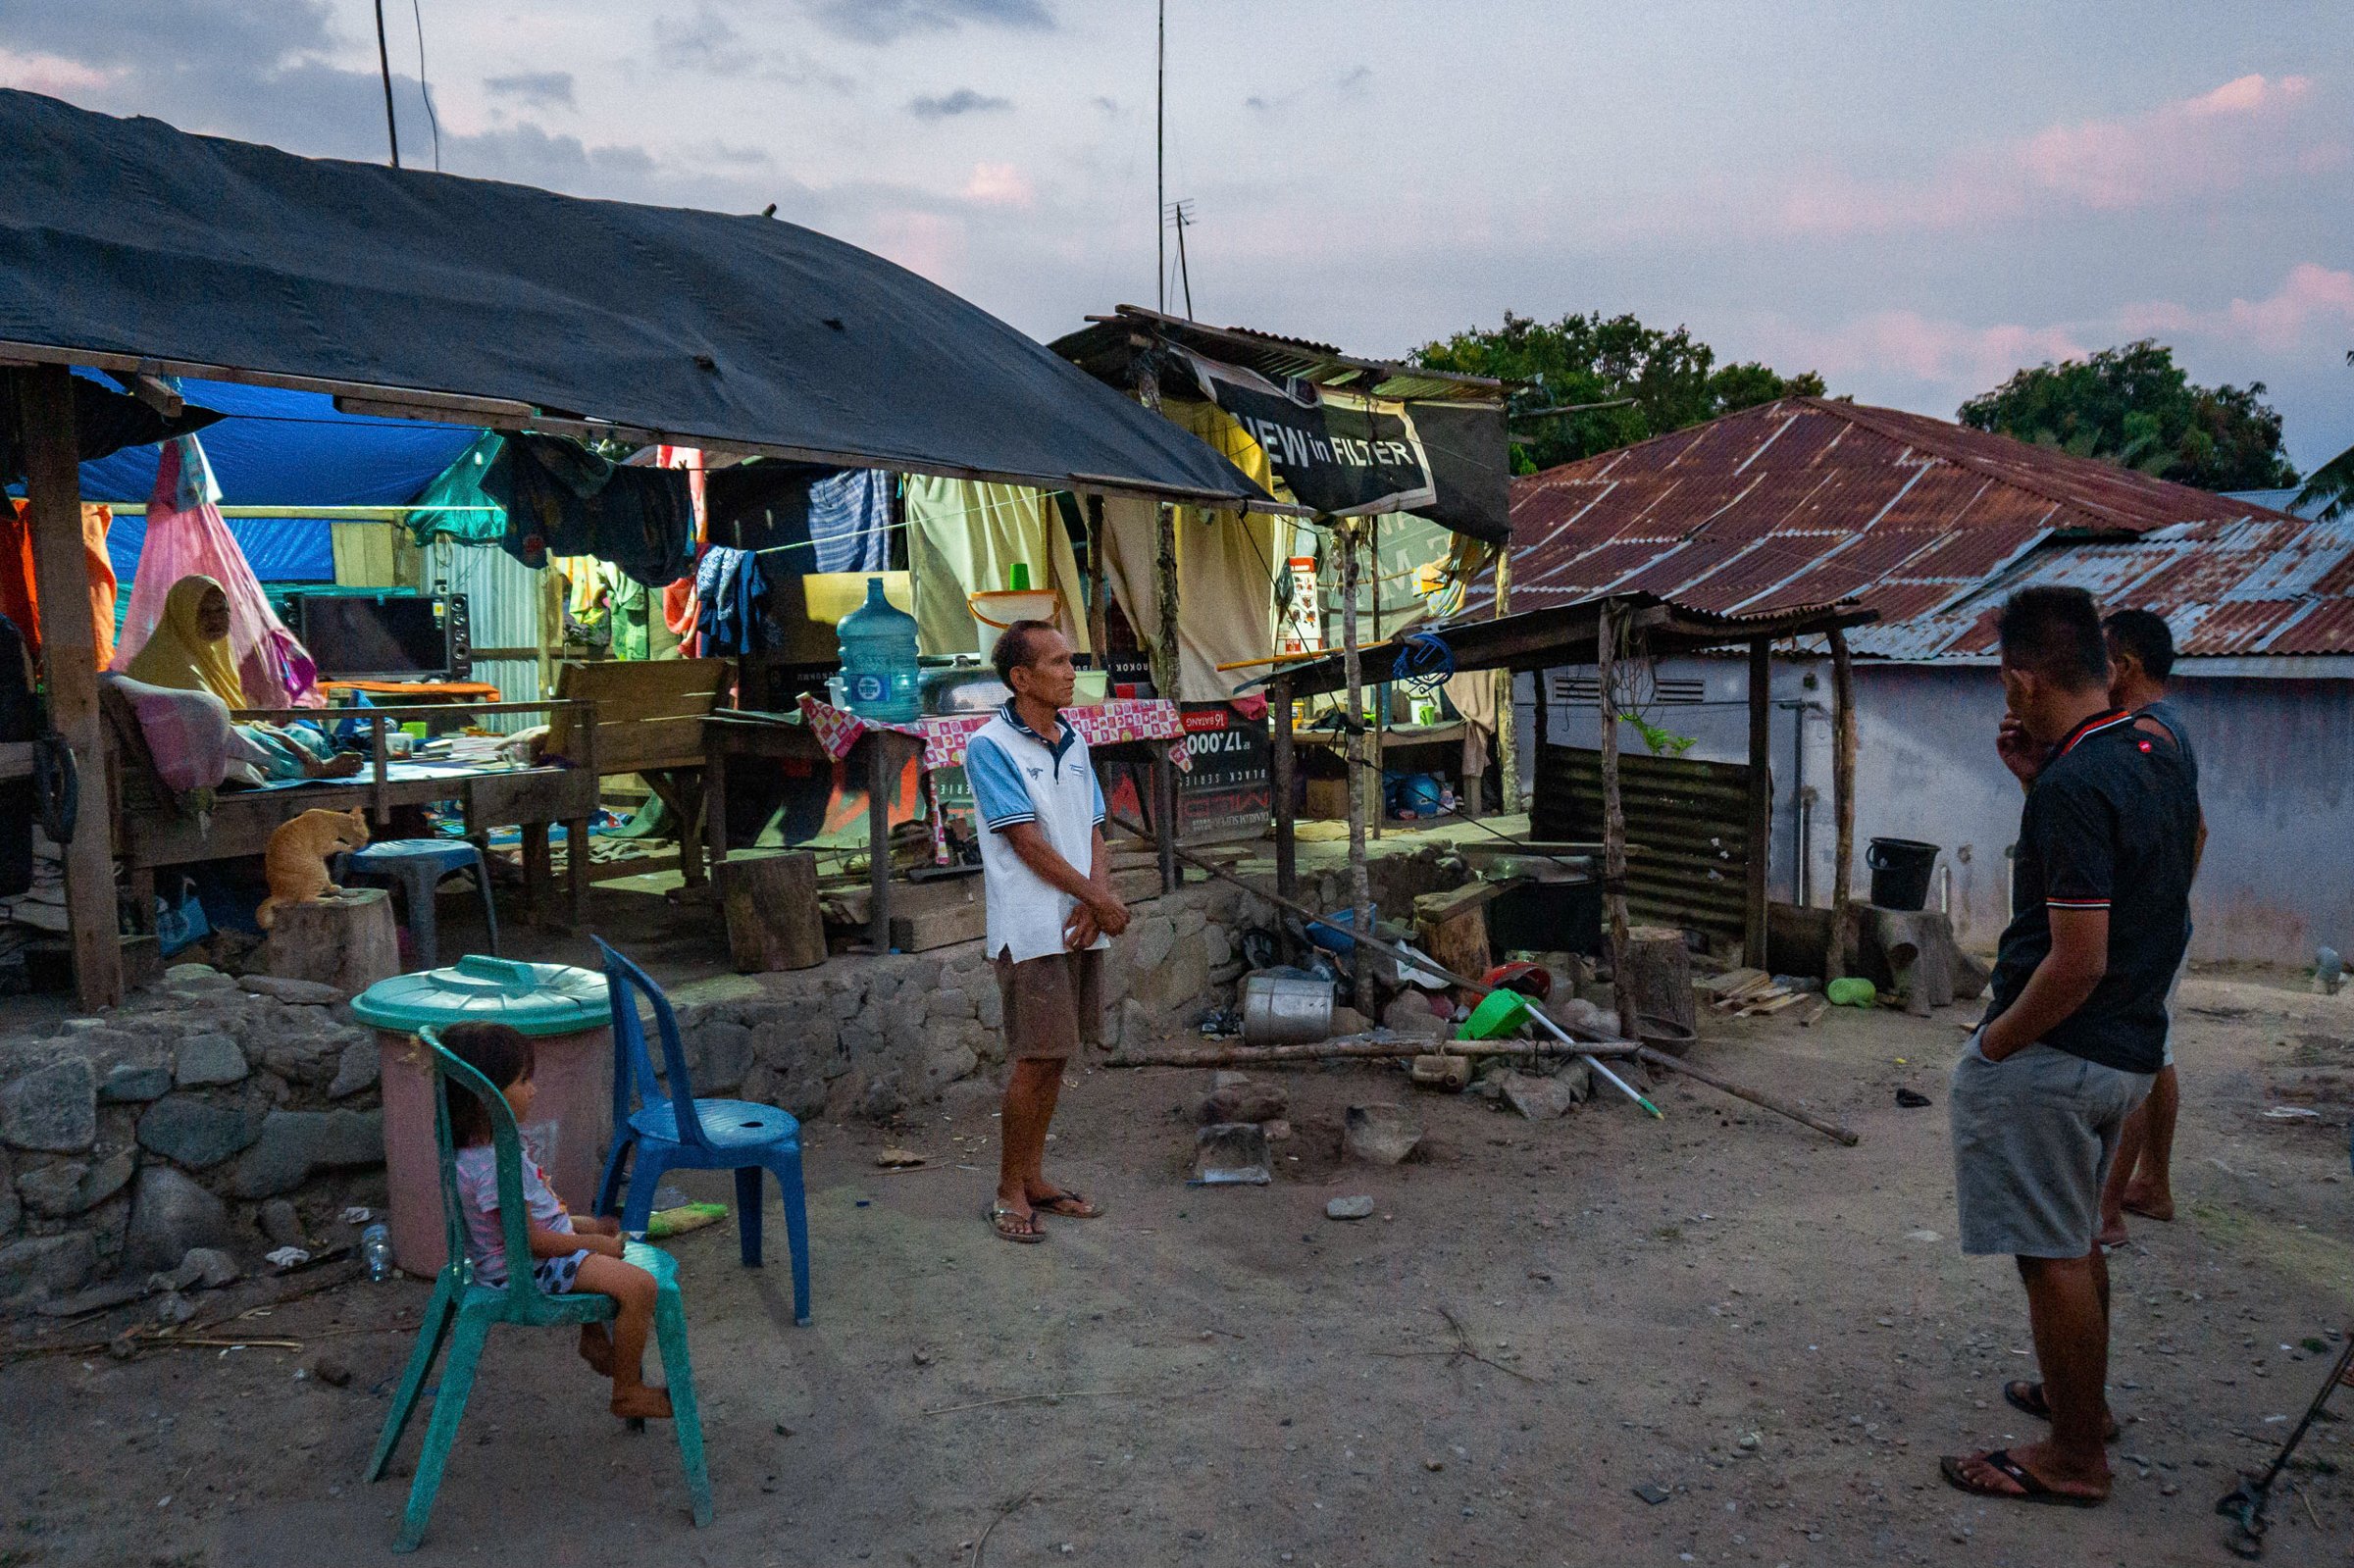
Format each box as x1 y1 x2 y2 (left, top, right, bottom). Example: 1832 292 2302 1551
4 970 2350 1568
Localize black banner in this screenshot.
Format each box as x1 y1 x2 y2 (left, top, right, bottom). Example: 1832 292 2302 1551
1184 353 1436 518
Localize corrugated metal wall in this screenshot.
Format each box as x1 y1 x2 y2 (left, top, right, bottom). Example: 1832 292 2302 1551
1531 744 1755 946
428 538 544 733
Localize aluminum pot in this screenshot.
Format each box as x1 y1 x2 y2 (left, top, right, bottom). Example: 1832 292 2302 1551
1240 971 1334 1044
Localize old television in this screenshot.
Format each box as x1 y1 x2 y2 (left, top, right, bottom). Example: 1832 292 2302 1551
287 590 471 683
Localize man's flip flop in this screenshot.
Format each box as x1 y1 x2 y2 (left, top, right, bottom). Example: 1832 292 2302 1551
1939 1449 2104 1508
1032 1189 1103 1219
988 1204 1047 1243
2003 1380 2121 1442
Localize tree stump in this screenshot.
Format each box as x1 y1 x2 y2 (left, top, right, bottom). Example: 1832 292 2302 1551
1413 882 1501 987
718 850 826 973
1848 906 1983 1017
267 887 399 994
1618 924 1696 1039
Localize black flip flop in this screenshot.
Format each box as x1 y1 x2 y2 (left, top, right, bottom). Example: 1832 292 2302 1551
2003 1380 2122 1442
1032 1189 1103 1219
987 1203 1047 1243
1939 1449 2105 1508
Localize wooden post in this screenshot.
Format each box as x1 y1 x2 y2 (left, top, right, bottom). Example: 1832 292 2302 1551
1620 924 1697 1042
717 849 826 972
1084 492 1110 665
1339 518 1374 1016
1492 548 1517 814
1270 670 1298 902
1368 512 1382 843
865 733 892 952
267 887 399 994
1152 501 1180 701
17 365 122 1010
1744 637 1771 971
1597 598 1633 1037
1152 748 1179 893
1828 625 1859 979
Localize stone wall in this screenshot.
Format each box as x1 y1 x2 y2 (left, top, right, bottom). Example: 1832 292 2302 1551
0 964 385 1307
0 878 1304 1310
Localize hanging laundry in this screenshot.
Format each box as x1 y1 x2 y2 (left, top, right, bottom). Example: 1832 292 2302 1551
692 546 773 655
406 430 509 546
111 437 320 707
903 476 1090 657
483 433 696 588
1 498 117 670
808 469 890 574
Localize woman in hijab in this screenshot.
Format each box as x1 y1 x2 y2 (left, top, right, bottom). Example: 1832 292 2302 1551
127 576 356 781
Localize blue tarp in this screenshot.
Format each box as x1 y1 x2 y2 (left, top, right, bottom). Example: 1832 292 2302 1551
73 375 479 590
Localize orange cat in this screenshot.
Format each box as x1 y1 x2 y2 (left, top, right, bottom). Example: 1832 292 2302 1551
256 808 370 929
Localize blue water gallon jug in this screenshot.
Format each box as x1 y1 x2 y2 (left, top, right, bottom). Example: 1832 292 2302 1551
836 577 920 723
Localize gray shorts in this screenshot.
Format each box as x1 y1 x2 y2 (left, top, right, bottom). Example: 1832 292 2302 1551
1950 1034 2153 1258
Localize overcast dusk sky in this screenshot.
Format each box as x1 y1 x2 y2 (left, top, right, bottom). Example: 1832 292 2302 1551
4 1 2348 469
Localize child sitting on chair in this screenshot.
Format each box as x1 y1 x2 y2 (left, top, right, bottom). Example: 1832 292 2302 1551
440 1021 673 1421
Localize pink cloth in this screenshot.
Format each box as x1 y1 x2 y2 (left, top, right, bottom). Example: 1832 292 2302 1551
110 438 323 709
105 673 271 793
796 693 1192 771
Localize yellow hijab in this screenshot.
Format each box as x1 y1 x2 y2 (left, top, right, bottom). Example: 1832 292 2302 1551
128 575 248 709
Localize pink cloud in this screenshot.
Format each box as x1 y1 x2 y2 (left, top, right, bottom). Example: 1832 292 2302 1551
2120 263 2354 353
0 49 120 95
1752 311 2089 390
863 211 964 285
961 162 1035 209
1767 74 2332 237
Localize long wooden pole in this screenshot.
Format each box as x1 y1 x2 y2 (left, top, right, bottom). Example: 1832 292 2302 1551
1828 625 1858 978
1113 1037 1632 1068
1368 513 1382 844
1269 670 1298 902
1492 547 1516 814
1597 598 1633 1037
17 365 122 1009
1744 637 1771 970
1100 810 1854 1144
1084 492 1109 664
1339 518 1373 1016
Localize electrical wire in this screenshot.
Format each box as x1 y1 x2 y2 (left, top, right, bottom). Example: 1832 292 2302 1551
410 0 441 172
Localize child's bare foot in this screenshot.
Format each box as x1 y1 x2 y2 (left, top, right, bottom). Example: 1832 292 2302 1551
578 1325 615 1377
611 1385 674 1421
2120 1180 2174 1222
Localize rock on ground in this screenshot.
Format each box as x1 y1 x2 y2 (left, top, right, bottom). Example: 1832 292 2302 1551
0 1233 96 1301
1325 1194 1376 1221
1499 1067 1590 1121
257 1198 306 1249
124 1166 232 1272
235 975 348 1006
1344 1103 1422 1165
174 1034 249 1087
1 1057 97 1153
1198 1073 1289 1125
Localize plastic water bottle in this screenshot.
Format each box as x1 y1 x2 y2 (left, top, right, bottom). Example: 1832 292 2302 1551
836 577 920 723
360 1222 392 1282
2319 945 2343 996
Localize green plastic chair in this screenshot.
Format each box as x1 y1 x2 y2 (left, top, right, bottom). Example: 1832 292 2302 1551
362 1025 713 1551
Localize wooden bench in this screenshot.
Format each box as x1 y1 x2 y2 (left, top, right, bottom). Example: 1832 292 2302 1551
100 683 598 930
541 658 728 887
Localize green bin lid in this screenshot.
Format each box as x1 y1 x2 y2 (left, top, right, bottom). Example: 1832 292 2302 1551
351 954 610 1037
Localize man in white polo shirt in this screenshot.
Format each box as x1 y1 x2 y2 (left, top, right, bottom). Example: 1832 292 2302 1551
964 620 1130 1243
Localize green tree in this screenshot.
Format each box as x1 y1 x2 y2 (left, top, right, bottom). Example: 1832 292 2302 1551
1410 311 1826 474
2292 349 2353 522
1958 340 2299 492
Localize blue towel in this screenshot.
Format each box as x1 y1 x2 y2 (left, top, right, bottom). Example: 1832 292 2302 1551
808 469 889 574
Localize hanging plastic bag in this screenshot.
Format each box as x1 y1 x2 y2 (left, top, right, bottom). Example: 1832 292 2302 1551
155 877 212 958
111 436 323 708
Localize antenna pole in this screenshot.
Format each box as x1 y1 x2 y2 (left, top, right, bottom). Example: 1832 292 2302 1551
1174 203 1195 319
1155 0 1165 313
373 0 401 168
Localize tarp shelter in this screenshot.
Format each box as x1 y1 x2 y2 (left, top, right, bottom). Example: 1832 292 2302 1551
0 88 1275 1010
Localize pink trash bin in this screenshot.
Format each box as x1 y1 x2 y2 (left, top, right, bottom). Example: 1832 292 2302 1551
353 955 613 1278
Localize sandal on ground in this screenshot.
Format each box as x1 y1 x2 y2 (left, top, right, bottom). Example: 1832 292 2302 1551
988 1203 1047 1243
1031 1189 1103 1219
2003 1380 2121 1442
1939 1448 2104 1507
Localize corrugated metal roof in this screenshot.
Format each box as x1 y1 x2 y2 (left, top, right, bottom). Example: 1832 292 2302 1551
1479 397 2340 661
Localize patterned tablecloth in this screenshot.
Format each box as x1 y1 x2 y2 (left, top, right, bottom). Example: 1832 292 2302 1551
796 694 1192 771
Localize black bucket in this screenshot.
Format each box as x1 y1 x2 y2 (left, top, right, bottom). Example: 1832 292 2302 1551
1867 837 1939 911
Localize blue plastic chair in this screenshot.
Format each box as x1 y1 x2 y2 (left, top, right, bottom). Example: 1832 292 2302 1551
341 838 498 970
364 1026 711 1551
591 937 813 1325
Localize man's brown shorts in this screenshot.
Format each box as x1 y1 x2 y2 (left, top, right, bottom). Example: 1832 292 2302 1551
995 948 1104 1062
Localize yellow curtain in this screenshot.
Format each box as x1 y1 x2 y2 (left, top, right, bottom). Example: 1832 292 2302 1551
1101 399 1289 700
903 477 1091 657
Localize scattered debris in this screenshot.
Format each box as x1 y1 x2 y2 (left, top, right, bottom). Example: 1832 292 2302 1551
1702 969 1810 1016
1632 1483 1673 1505
1409 1053 1472 1092
1344 1104 1422 1166
1194 1123 1272 1186
1325 1195 1376 1221
1895 1088 1932 1109
876 1146 926 1167
147 1246 239 1294
311 1354 353 1388
264 1246 312 1271
1198 1072 1288 1126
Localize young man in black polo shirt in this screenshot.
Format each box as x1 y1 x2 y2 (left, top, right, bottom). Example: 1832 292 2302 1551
1941 587 2199 1508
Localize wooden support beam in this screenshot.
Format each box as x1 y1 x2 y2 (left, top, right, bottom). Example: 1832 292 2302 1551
1828 625 1858 979
1084 491 1109 664
865 733 892 953
1340 519 1374 1016
16 365 122 1010
1597 598 1633 1037
1491 547 1516 815
1269 671 1298 902
1152 749 1179 893
1745 637 1771 971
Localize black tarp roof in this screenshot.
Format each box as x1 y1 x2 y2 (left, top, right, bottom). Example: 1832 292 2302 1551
0 90 1265 506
